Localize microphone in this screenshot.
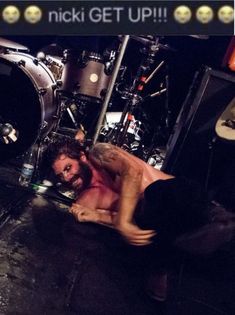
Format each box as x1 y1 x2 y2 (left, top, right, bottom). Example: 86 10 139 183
0 123 19 144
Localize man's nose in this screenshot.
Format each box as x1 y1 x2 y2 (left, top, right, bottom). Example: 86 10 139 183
63 171 73 182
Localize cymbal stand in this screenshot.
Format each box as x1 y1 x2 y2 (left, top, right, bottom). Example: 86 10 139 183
93 35 130 144
147 66 170 153
114 38 161 147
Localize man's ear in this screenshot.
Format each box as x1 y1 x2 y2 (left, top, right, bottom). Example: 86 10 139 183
80 152 87 162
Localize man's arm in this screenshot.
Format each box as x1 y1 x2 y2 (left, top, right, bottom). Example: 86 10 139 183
90 143 142 221
89 143 156 245
70 203 116 228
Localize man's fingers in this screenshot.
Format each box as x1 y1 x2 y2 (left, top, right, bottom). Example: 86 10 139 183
130 234 156 242
117 223 157 246
132 230 156 238
69 206 76 213
130 239 153 246
122 231 157 246
130 228 156 235
69 206 86 222
69 203 80 212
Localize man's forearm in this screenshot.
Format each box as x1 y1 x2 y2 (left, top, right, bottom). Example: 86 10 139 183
70 203 116 228
96 209 116 227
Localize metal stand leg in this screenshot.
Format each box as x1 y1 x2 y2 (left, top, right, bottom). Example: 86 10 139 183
93 35 130 144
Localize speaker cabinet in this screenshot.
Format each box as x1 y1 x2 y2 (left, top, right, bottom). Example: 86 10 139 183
162 66 235 190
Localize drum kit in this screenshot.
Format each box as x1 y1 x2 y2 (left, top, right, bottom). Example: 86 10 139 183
0 35 175 169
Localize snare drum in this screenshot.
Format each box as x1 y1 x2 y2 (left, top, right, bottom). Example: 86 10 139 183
61 50 111 102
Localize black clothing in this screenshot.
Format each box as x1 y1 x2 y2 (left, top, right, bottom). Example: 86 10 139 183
137 177 208 243
135 177 208 270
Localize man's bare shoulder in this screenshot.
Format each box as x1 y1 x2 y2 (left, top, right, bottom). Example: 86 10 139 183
89 143 122 167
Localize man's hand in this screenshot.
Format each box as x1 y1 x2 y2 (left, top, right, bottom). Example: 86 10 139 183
69 203 99 223
115 221 156 246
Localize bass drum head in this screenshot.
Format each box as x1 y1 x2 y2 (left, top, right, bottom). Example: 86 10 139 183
0 52 56 162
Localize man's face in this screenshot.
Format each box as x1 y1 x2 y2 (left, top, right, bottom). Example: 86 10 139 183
52 154 92 191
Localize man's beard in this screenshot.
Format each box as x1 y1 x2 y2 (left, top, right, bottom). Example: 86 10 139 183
68 161 93 193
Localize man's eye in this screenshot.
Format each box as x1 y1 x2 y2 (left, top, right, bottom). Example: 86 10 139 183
65 165 71 172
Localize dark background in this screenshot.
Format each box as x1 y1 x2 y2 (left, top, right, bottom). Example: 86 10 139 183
4 35 232 128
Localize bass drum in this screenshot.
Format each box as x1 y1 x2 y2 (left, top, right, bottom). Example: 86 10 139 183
0 51 57 162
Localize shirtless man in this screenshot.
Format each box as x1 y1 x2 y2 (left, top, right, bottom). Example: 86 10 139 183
44 138 213 301
49 139 175 245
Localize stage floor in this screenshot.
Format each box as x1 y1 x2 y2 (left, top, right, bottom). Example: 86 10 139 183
0 165 235 315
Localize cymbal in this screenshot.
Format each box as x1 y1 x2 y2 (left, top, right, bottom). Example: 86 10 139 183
0 37 29 51
215 97 235 141
189 35 210 40
130 35 176 51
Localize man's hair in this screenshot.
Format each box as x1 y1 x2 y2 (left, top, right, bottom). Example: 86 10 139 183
41 137 86 180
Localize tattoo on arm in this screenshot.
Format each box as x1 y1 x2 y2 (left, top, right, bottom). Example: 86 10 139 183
90 143 119 167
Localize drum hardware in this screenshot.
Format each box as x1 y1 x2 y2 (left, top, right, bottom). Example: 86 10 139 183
148 88 167 98
40 120 48 130
37 51 46 61
33 58 39 66
99 111 146 156
104 49 117 75
55 80 63 88
53 90 82 132
79 51 102 67
100 37 173 160
146 147 166 169
46 56 64 81
66 106 79 129
108 37 162 148
37 51 64 82
51 82 59 91
130 35 176 52
38 88 48 96
93 35 130 144
0 122 18 144
0 37 29 51
17 59 26 67
189 35 209 40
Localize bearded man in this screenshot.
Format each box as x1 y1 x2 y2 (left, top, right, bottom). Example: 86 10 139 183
43 138 235 302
